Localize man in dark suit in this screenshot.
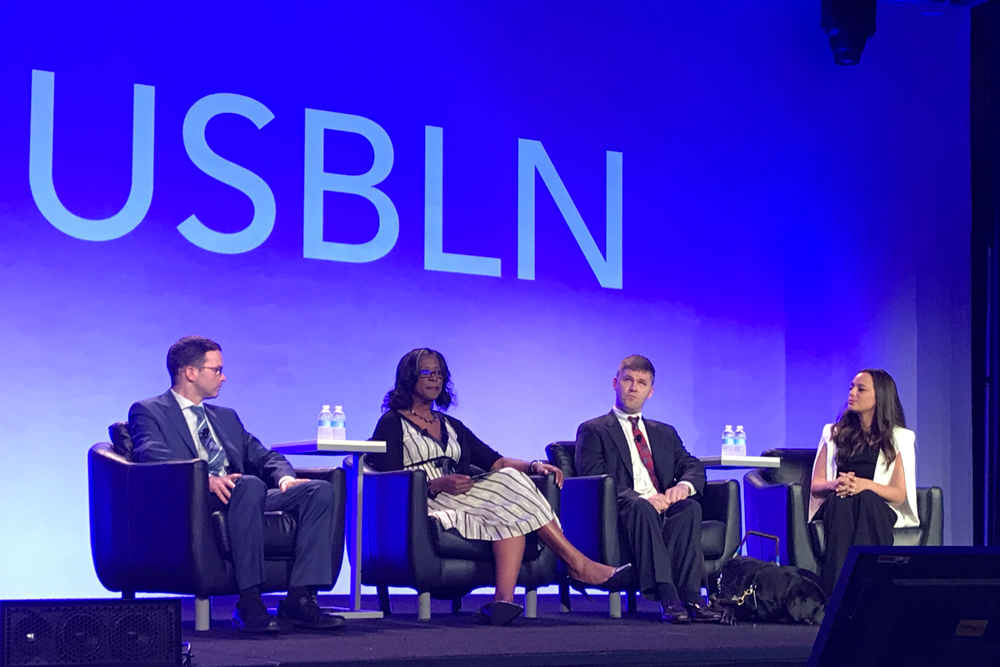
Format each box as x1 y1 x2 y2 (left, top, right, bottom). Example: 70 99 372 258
128 336 343 633
575 355 721 624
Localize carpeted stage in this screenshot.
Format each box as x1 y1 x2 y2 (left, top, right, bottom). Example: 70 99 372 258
180 594 818 667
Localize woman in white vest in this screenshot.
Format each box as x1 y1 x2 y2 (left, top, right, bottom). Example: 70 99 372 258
808 368 919 594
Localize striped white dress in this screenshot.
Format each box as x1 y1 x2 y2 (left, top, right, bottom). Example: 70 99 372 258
400 418 557 541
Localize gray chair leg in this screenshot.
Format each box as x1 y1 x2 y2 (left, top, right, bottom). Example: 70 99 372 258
626 590 638 616
451 598 462 615
608 591 622 619
559 582 571 612
417 592 431 620
378 585 392 616
195 597 211 631
524 588 537 618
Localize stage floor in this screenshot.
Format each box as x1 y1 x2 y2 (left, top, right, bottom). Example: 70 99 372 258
179 594 818 667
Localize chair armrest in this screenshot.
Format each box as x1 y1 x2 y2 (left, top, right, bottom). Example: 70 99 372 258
700 479 738 522
343 458 434 589
559 475 621 566
294 467 342 483
744 470 816 572
88 443 228 595
530 473 560 517
917 487 944 546
701 479 741 562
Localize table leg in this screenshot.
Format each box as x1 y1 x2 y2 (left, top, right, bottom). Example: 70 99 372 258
352 453 364 612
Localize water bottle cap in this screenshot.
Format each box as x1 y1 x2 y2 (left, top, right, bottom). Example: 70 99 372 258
321 405 330 411
335 406 343 411
725 425 732 429
736 425 743 430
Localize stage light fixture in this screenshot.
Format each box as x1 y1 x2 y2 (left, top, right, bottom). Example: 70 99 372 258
821 0 877 66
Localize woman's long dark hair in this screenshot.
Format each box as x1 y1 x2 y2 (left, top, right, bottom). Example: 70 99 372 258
832 368 906 471
382 348 456 412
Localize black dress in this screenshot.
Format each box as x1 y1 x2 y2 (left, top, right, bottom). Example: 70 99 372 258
817 446 896 594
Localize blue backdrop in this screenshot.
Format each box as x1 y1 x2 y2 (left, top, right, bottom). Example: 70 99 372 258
0 1 972 598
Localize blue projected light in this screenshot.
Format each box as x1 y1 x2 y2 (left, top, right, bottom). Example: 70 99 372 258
0 1 973 599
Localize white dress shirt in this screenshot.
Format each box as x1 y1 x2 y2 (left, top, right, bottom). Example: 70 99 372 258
172 390 229 474
612 407 695 500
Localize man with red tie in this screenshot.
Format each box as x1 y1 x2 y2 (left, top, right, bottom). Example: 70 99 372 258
575 355 721 624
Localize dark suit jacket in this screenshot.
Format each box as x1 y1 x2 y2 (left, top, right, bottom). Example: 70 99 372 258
128 390 294 487
575 411 705 507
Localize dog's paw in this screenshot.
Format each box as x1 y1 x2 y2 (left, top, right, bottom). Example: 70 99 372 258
720 608 738 626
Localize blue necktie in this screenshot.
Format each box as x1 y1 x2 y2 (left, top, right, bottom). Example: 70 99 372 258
189 405 226 476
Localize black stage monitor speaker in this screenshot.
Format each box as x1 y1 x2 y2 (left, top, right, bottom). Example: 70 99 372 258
1 598 181 667
808 547 1000 667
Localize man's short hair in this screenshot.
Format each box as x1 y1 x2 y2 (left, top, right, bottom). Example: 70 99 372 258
618 355 655 382
167 336 222 384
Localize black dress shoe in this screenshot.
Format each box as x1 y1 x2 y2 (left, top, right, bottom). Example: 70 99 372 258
686 601 722 623
232 601 280 633
277 594 346 630
659 601 691 624
569 563 634 595
473 600 523 626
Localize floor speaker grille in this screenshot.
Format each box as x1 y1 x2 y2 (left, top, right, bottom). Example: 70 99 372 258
1 599 180 667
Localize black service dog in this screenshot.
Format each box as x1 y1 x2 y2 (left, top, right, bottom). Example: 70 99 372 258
711 557 827 625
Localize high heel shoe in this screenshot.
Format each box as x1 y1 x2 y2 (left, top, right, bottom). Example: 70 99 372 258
473 600 523 626
568 563 633 595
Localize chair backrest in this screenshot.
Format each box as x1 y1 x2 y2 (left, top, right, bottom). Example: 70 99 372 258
109 421 135 460
545 441 577 477
760 448 815 491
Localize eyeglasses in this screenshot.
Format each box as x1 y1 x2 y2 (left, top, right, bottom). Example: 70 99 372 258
418 370 444 379
198 366 224 376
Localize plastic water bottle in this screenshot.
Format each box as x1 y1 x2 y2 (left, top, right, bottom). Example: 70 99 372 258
721 425 736 457
734 425 747 457
318 405 334 443
331 405 346 441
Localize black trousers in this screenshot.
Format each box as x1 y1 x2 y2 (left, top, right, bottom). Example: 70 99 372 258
819 490 895 594
208 475 336 591
618 496 704 604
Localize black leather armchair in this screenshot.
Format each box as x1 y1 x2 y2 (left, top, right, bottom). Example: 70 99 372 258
344 457 559 620
545 442 742 617
743 448 944 573
89 423 346 630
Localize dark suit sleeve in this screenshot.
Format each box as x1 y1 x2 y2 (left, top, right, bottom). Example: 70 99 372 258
666 425 705 495
366 411 405 472
575 421 642 503
226 409 295 486
449 417 502 472
128 401 183 463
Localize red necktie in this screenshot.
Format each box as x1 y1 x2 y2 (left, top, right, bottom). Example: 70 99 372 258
628 416 661 493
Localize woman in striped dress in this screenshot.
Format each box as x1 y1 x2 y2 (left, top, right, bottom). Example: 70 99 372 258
369 348 631 625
